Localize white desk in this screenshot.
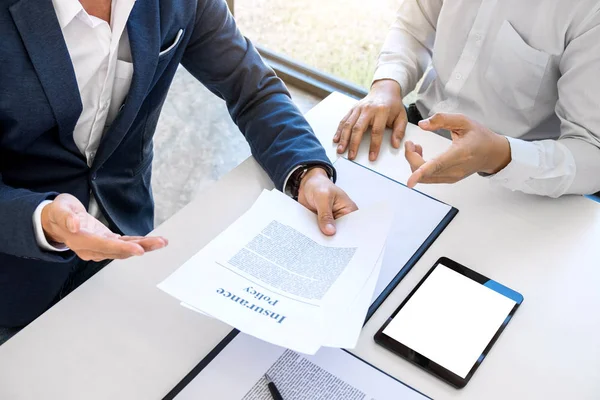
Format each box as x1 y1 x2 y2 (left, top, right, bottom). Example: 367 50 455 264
1 93 599 400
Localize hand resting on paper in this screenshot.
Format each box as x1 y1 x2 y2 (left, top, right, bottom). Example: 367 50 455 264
297 168 358 237
41 193 169 261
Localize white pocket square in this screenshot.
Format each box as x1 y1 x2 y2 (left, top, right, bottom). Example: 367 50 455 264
159 28 184 57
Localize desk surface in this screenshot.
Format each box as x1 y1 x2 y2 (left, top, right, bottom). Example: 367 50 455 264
1 93 599 400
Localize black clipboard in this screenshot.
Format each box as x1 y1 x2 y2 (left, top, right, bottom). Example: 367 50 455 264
163 329 432 400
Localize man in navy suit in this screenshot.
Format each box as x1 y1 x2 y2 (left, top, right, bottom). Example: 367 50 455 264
0 0 357 329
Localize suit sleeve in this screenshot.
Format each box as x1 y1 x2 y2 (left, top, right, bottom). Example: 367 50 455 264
0 174 74 262
180 0 334 190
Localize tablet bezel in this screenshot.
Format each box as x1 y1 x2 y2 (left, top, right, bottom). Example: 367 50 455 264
374 257 523 389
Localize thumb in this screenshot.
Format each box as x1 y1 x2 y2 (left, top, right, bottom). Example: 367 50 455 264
50 203 80 234
65 212 80 234
51 196 82 234
314 193 336 236
418 113 471 133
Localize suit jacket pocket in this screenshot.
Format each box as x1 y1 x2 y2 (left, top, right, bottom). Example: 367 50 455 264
159 28 185 58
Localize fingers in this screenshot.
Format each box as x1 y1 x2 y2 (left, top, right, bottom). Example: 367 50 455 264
332 189 359 219
391 112 408 149
78 234 145 258
347 113 370 160
418 113 471 132
77 250 133 262
336 110 360 154
73 235 170 262
406 146 462 188
404 141 426 173
334 109 353 143
369 109 388 161
120 236 169 251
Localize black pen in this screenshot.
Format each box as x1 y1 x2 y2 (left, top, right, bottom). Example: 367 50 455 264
265 373 284 400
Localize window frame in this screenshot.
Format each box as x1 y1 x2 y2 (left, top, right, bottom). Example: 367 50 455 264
227 0 367 100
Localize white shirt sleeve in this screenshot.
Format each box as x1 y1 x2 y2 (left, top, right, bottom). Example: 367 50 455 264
32 200 69 252
372 0 441 95
488 13 600 197
488 137 577 198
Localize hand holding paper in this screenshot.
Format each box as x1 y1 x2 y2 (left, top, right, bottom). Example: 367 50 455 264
296 166 358 236
159 188 392 354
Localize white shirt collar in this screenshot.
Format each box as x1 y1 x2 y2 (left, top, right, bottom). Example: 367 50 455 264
51 0 85 30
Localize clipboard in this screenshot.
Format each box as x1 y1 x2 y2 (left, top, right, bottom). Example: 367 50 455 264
163 330 432 400
333 159 459 322
164 160 457 399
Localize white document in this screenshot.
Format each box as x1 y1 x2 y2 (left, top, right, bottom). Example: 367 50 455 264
173 333 429 400
159 189 392 354
332 158 453 302
321 247 384 348
182 248 385 349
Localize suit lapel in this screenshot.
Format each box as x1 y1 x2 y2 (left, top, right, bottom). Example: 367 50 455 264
9 0 82 156
93 0 160 170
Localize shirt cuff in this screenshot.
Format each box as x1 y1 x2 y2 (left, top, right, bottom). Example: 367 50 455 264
32 200 69 252
486 137 541 189
372 64 411 97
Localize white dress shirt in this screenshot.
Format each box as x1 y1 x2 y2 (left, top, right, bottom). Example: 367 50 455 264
32 0 314 252
33 0 135 251
374 0 600 197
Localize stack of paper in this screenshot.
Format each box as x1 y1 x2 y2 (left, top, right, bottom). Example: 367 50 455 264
158 189 392 354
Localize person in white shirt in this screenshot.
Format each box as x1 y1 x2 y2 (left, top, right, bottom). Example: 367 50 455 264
334 0 600 197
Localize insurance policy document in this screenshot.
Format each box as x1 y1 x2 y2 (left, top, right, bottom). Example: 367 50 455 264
159 189 392 354
173 333 430 400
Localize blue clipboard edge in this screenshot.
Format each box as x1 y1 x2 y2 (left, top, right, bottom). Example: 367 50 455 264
336 160 460 322
162 329 433 400
586 194 600 203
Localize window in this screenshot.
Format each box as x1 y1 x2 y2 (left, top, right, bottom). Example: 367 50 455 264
233 0 398 98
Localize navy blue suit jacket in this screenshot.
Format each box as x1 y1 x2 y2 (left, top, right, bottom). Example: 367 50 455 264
0 0 333 327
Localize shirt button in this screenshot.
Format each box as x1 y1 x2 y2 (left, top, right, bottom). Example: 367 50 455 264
101 101 109 111
90 151 96 159
455 73 463 80
474 33 483 42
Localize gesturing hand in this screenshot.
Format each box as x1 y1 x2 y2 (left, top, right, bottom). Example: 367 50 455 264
334 79 407 161
297 168 358 236
405 113 512 188
41 193 168 261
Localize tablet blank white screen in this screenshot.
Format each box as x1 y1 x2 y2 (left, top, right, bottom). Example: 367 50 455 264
383 264 516 378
